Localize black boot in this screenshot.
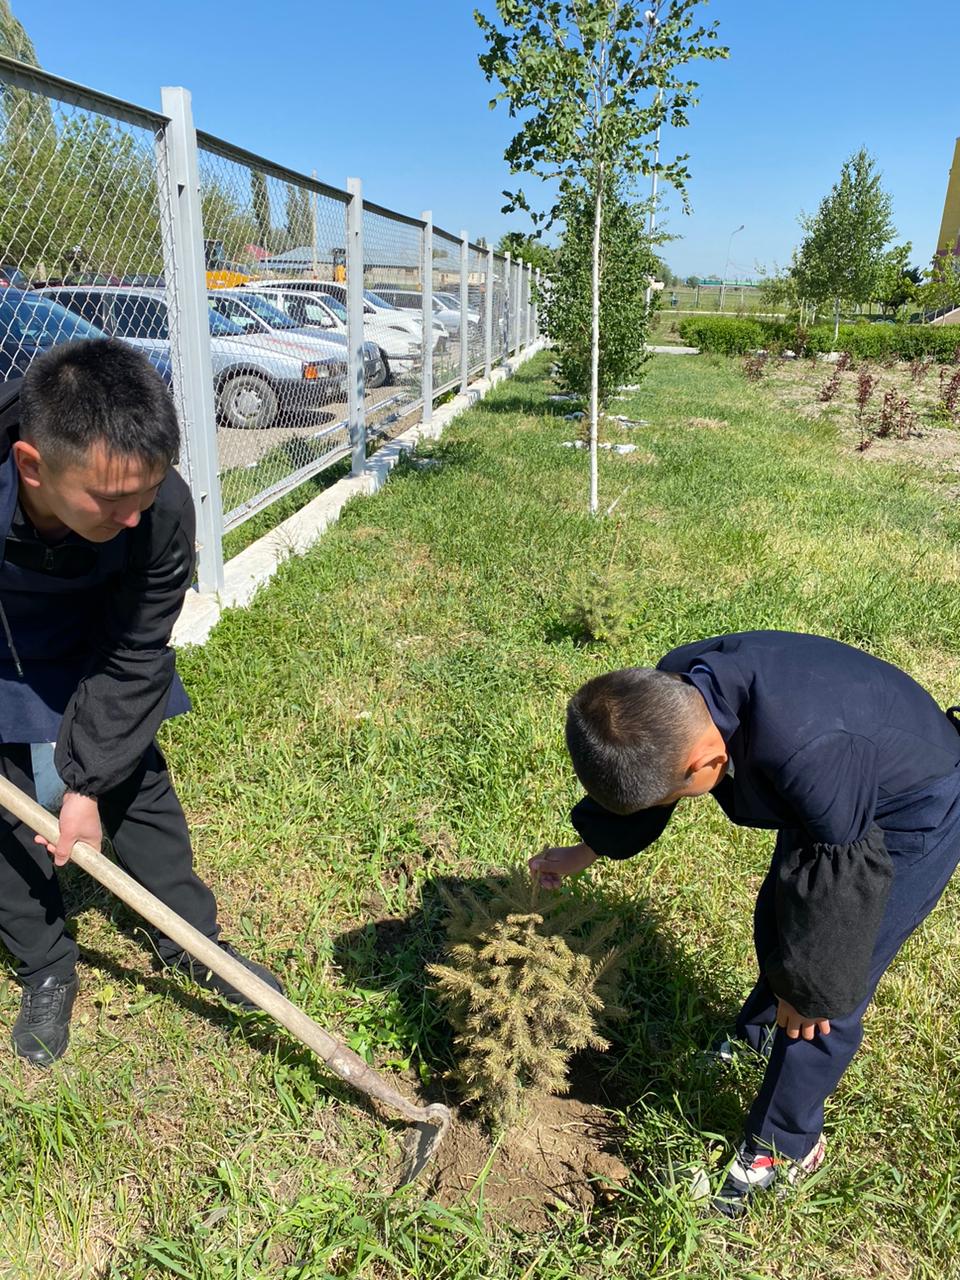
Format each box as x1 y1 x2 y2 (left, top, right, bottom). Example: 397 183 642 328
12 973 79 1066
164 942 283 1011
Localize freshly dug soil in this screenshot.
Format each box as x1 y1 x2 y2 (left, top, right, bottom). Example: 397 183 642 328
426 1092 630 1230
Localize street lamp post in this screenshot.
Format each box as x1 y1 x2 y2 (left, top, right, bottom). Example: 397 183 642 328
718 224 744 312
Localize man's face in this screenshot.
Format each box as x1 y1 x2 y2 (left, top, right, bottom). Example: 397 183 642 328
14 439 168 542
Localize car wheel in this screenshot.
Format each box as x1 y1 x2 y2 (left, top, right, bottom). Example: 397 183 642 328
218 373 279 429
377 349 393 386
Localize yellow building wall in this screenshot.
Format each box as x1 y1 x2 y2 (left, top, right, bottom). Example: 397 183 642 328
938 138 960 254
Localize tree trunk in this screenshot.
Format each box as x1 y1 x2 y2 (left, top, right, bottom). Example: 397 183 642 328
833 298 840 343
590 173 602 516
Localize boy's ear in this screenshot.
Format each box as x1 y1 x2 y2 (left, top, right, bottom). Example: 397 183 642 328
12 440 42 489
685 733 727 778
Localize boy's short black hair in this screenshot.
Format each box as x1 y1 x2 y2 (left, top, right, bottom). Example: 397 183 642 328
566 667 709 814
20 339 180 471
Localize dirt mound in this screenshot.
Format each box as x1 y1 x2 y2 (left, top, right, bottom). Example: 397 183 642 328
426 1092 630 1230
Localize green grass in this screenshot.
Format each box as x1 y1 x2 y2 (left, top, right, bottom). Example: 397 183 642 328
4 351 960 1277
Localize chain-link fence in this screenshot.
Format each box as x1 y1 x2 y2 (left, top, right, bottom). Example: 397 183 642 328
431 227 461 398
0 56 541 593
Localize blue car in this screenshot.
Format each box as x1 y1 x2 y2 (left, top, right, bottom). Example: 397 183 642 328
0 288 173 385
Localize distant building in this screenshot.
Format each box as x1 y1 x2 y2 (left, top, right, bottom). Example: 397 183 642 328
937 138 960 256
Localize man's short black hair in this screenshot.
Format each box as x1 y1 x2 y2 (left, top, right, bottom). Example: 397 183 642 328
20 339 180 471
565 668 709 814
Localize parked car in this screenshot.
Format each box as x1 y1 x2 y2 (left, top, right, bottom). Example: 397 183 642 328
374 287 478 340
0 264 32 290
207 289 387 389
249 279 446 352
38 286 346 430
120 274 166 288
242 284 419 383
0 288 173 385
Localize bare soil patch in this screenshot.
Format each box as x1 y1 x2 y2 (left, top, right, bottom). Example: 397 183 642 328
426 1091 630 1230
759 355 960 474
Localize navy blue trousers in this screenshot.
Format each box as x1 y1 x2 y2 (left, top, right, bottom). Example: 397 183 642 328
0 743 219 984
737 767 960 1160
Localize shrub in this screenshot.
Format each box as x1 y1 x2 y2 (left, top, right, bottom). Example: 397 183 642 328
678 315 960 362
677 316 768 355
743 351 769 381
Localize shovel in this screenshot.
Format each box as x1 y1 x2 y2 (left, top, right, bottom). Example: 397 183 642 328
0 774 451 1185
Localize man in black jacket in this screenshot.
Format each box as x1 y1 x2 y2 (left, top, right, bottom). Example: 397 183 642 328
531 631 960 1214
0 339 281 1066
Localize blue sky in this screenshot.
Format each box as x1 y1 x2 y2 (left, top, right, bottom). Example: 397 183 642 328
19 0 960 280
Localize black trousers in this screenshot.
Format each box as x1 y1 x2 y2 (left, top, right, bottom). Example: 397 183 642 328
736 765 960 1160
0 742 219 984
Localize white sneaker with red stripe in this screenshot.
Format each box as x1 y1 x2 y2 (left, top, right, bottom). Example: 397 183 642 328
713 1135 826 1217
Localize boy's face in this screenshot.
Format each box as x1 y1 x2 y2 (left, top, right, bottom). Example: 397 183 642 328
14 439 168 543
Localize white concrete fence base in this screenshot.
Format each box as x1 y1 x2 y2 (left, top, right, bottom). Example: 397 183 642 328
173 340 547 647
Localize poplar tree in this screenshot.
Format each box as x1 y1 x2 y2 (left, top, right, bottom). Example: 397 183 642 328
793 148 896 341
476 0 726 513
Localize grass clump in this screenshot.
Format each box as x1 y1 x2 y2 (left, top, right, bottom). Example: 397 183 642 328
428 874 625 1130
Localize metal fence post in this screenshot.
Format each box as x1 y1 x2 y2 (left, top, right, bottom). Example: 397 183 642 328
522 261 529 350
157 87 224 595
421 211 433 428
514 259 522 353
534 267 540 341
528 263 534 345
459 231 469 394
346 177 367 476
484 244 494 379
504 251 512 359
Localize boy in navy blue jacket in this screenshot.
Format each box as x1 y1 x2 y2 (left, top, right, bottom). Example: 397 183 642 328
531 631 960 1214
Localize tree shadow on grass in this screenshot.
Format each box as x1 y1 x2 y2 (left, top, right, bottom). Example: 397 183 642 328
477 392 582 419
332 870 759 1142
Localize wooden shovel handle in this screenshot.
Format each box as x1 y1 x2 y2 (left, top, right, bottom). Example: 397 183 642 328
0 774 437 1126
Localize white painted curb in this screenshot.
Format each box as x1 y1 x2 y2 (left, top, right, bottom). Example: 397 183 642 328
173 342 547 647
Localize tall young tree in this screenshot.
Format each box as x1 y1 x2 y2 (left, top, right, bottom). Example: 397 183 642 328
250 169 271 252
0 0 39 64
793 148 896 341
543 182 657 406
476 0 725 513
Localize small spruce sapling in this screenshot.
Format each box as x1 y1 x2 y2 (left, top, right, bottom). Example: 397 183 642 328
569 521 635 644
428 873 627 1130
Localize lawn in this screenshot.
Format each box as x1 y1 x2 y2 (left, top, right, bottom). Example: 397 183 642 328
3 350 960 1278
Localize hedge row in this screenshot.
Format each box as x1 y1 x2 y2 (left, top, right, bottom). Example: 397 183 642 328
676 315 960 362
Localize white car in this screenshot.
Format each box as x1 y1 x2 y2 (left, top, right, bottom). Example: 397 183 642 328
38 285 347 430
208 289 387 389
244 284 426 384
248 278 446 356
376 287 479 340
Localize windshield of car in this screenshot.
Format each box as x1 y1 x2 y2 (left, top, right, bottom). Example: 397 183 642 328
110 295 169 340
208 307 246 337
208 295 270 334
364 289 396 310
315 295 347 322
228 291 302 330
0 292 104 346
437 293 460 310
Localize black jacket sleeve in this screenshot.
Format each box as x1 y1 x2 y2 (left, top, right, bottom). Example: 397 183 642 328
570 794 677 860
762 732 893 1019
54 473 196 797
